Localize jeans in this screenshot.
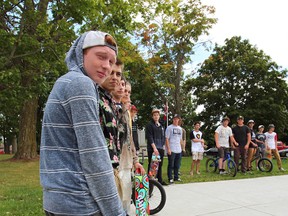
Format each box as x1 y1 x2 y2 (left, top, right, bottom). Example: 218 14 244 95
234 146 248 172
148 149 164 183
167 152 181 180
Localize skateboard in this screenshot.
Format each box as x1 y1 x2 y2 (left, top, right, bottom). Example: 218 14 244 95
135 169 149 216
148 153 161 179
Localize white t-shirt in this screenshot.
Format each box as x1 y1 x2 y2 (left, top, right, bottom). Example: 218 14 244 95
165 124 182 153
190 130 204 152
215 125 233 148
264 132 277 149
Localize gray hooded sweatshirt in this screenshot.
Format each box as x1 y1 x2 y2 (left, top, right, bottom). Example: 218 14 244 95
40 32 125 216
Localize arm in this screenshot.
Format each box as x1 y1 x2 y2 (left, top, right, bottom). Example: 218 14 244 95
165 138 171 155
214 132 220 148
245 129 251 150
146 123 159 155
68 78 125 216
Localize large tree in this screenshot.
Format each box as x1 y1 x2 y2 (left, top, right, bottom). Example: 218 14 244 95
185 36 288 141
0 0 151 159
136 0 217 116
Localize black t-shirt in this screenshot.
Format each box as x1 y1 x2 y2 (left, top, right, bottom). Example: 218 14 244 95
232 125 250 146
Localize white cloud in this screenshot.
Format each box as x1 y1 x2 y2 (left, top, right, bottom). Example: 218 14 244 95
198 0 288 69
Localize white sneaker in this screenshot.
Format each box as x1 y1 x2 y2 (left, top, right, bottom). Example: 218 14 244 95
220 171 228 175
169 179 174 184
279 167 285 171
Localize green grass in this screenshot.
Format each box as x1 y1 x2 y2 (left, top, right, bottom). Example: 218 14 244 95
161 155 288 184
0 155 43 216
0 154 288 215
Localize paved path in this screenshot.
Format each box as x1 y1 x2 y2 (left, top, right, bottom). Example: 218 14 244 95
153 175 288 216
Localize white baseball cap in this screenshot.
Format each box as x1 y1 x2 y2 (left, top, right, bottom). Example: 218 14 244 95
82 31 118 54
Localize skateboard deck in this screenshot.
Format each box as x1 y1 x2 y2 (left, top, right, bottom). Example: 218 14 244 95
135 169 149 216
148 154 161 179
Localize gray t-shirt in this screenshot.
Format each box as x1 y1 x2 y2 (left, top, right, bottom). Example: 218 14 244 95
165 124 182 153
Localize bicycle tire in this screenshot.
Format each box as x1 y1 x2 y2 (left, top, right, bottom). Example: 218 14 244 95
205 158 217 173
227 159 237 177
148 179 166 215
258 158 273 172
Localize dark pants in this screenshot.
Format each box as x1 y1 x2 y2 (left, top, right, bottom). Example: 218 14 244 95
148 148 164 183
167 152 181 180
45 210 102 216
234 146 248 172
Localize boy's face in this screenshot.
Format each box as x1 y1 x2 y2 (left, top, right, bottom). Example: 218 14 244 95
101 64 122 92
152 112 160 122
112 80 125 99
83 46 116 84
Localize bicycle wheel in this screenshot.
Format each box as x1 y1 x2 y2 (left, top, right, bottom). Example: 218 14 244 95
227 159 237 177
205 158 217 173
149 179 166 215
258 158 273 172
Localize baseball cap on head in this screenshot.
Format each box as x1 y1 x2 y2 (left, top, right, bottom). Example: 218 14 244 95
82 31 118 54
247 119 255 124
130 105 138 112
237 115 244 120
268 124 275 128
222 116 230 122
258 125 264 129
151 108 160 115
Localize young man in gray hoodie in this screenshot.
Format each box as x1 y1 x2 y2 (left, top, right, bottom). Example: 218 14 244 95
40 31 126 216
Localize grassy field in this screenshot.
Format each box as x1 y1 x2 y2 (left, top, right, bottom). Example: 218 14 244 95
0 154 287 215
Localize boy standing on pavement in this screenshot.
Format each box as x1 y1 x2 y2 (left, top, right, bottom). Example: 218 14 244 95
190 121 206 175
214 116 235 174
146 108 167 185
232 115 251 173
165 114 183 184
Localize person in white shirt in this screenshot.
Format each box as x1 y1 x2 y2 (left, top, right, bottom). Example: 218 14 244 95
264 124 285 171
214 116 236 174
190 121 206 175
165 114 183 184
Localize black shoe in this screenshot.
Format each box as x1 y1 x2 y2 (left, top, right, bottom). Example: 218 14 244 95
161 181 168 186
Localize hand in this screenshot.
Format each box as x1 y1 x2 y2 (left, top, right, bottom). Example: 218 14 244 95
153 148 159 156
244 145 249 150
234 142 239 147
134 162 146 175
216 144 221 149
167 149 172 155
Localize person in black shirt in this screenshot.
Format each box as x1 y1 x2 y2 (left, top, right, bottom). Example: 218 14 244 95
146 108 167 185
130 105 140 154
232 116 251 173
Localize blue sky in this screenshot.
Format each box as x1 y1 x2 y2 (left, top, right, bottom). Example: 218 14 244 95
189 0 288 73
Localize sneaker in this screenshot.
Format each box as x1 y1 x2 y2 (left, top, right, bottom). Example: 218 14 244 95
174 178 182 182
279 167 285 171
169 179 174 184
196 171 201 175
161 181 168 186
219 170 228 175
189 171 193 176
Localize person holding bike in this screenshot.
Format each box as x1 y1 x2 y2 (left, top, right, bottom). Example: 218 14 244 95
246 120 258 171
214 116 236 174
232 115 251 174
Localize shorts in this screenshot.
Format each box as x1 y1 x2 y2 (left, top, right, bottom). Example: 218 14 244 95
192 152 203 160
218 147 229 159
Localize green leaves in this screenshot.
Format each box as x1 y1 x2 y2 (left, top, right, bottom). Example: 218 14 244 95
186 36 288 139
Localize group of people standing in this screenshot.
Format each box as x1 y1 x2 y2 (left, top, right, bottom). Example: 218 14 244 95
214 115 285 174
40 30 144 216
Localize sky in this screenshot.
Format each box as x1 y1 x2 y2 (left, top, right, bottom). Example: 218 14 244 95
191 0 288 71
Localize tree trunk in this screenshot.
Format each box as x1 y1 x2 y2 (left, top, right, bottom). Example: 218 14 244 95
14 97 38 159
12 135 17 154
